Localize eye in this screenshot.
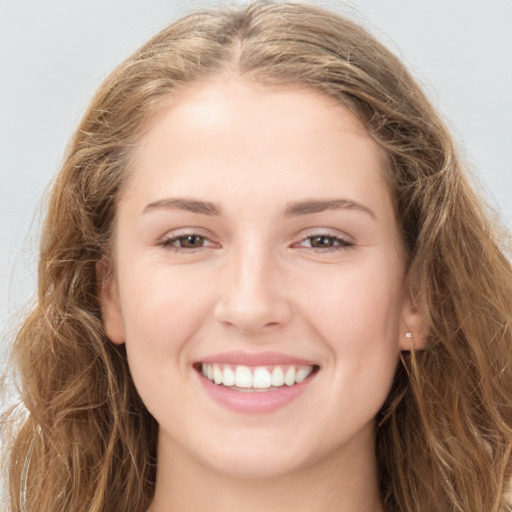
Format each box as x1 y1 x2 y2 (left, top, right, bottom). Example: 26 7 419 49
295 233 354 251
159 233 215 251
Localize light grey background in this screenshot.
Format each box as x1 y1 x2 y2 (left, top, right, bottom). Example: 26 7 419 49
1 0 511 386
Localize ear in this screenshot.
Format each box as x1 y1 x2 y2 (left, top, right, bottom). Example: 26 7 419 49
96 259 126 345
399 290 428 351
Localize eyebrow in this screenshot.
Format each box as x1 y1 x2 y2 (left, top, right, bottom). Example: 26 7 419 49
143 198 221 216
143 197 376 219
284 199 376 219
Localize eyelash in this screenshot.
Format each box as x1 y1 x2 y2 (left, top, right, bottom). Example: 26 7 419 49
295 233 354 252
159 233 214 251
158 231 354 253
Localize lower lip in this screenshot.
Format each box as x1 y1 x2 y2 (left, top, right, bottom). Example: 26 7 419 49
196 370 317 414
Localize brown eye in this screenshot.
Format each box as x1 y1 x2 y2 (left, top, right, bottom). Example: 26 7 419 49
177 235 205 248
309 235 337 248
160 234 210 250
294 233 354 251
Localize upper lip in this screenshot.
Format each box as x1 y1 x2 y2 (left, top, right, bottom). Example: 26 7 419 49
198 350 318 367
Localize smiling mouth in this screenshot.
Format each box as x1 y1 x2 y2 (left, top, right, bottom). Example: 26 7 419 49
195 363 320 391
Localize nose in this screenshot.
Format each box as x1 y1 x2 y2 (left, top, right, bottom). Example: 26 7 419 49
213 244 293 333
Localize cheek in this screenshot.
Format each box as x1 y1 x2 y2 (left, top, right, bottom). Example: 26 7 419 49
296 257 403 409
118 265 217 422
297 254 404 344
118 264 215 369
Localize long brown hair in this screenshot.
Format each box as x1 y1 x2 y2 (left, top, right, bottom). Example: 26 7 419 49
2 3 512 511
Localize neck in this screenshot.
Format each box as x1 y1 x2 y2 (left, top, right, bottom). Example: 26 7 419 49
148 429 384 512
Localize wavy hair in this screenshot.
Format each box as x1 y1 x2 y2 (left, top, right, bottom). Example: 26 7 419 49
2 2 512 511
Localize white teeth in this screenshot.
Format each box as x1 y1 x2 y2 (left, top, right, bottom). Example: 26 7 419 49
200 363 315 390
271 366 285 387
235 366 252 388
295 366 312 383
253 367 272 389
223 365 235 386
213 364 223 385
284 366 296 386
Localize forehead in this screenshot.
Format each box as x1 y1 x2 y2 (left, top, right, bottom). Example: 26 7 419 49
138 78 378 151
125 77 391 215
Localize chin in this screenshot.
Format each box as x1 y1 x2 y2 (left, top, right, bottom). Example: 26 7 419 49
206 452 309 480
193 433 322 480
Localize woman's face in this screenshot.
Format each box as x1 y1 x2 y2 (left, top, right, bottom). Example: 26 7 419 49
101 77 419 478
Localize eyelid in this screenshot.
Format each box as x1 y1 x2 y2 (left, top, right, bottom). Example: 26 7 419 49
156 227 355 252
158 228 219 250
158 226 213 239
292 229 355 250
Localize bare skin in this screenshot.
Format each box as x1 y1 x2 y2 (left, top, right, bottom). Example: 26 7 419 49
150 422 383 512
100 76 424 512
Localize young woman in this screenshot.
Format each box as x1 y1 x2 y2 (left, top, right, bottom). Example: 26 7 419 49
2 2 512 511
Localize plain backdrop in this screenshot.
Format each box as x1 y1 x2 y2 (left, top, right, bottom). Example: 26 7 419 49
1 0 511 383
